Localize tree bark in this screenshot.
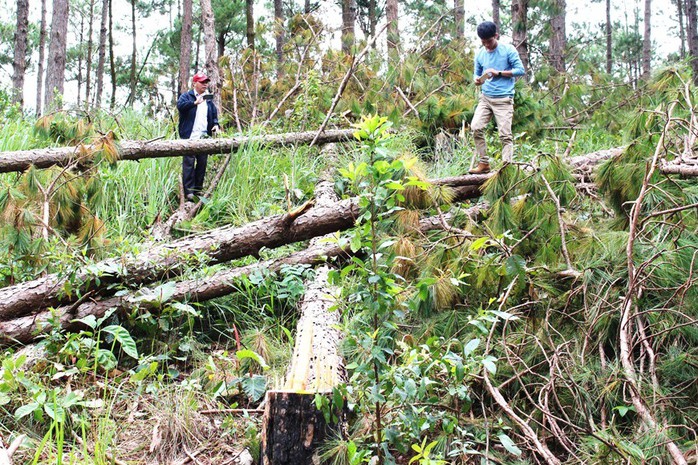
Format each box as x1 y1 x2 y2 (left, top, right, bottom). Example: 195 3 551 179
109 0 116 109
84 0 95 109
686 0 698 86
642 0 652 80
0 129 355 173
492 0 500 30
76 15 84 106
261 391 343 465
179 0 193 95
0 242 348 345
246 0 255 50
44 0 70 110
454 0 464 39
606 0 612 74
0 170 487 322
368 0 377 41
549 0 566 73
11 0 30 108
95 0 109 108
128 0 137 107
36 0 48 115
511 0 529 73
676 0 685 59
386 0 399 56
341 0 356 53
200 0 220 109
274 0 284 77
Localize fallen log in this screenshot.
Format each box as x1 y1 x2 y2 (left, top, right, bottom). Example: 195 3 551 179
0 176 484 323
0 129 355 173
0 241 348 345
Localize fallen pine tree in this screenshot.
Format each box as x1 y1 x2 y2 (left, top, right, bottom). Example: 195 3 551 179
0 129 355 173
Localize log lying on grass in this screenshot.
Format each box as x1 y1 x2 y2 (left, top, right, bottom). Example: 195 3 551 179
0 176 486 323
0 241 348 345
0 129 355 173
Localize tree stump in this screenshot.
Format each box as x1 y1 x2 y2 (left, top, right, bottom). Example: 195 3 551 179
260 390 342 465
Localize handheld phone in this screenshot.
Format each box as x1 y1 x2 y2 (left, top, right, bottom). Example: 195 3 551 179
203 94 214 100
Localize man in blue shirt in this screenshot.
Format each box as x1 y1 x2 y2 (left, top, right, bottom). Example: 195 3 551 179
469 21 525 174
177 72 220 201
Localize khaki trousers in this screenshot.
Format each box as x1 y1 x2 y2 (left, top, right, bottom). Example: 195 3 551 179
471 94 514 164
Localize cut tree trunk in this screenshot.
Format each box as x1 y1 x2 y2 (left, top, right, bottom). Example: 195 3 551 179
0 129 355 174
260 391 344 465
0 241 347 345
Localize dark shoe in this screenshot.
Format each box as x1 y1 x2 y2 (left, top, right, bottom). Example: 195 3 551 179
468 162 491 174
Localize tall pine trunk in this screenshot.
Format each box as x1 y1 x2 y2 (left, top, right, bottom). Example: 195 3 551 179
109 0 116 109
95 0 109 108
246 0 255 50
76 15 84 106
11 0 30 108
641 0 651 80
200 0 220 109
44 0 70 110
84 0 95 109
686 0 698 86
386 0 399 55
675 0 685 59
606 0 612 74
492 0 500 29
128 0 137 107
275 0 284 77
341 0 356 53
512 0 529 74
549 0 566 73
454 0 464 39
36 0 48 115
179 0 193 95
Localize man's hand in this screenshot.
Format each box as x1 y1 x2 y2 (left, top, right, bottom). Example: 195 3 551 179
195 95 204 105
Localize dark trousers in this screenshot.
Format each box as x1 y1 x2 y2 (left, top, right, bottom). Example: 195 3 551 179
182 154 208 196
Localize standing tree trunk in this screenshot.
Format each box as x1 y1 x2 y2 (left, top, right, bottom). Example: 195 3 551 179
44 0 70 111
11 0 30 108
246 0 255 50
341 0 356 53
76 15 84 106
675 0 685 59
454 0 464 39
200 0 220 109
606 0 612 74
641 0 652 80
686 0 698 86
368 0 377 40
274 0 284 77
179 0 193 95
549 0 566 73
95 0 109 108
511 0 529 74
84 0 95 109
304 0 310 13
386 0 399 56
36 0 48 115
492 0 500 29
109 0 116 109
127 0 137 107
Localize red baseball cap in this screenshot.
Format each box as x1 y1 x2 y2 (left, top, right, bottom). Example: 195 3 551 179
192 72 210 83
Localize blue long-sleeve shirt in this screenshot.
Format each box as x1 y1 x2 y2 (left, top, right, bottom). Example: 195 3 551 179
474 43 525 98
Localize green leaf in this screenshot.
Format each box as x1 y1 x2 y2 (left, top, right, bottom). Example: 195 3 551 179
236 349 269 370
505 254 526 276
103 325 139 359
470 237 489 251
482 356 497 374
15 402 40 419
44 403 66 423
241 375 267 402
498 433 522 456
463 338 480 357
